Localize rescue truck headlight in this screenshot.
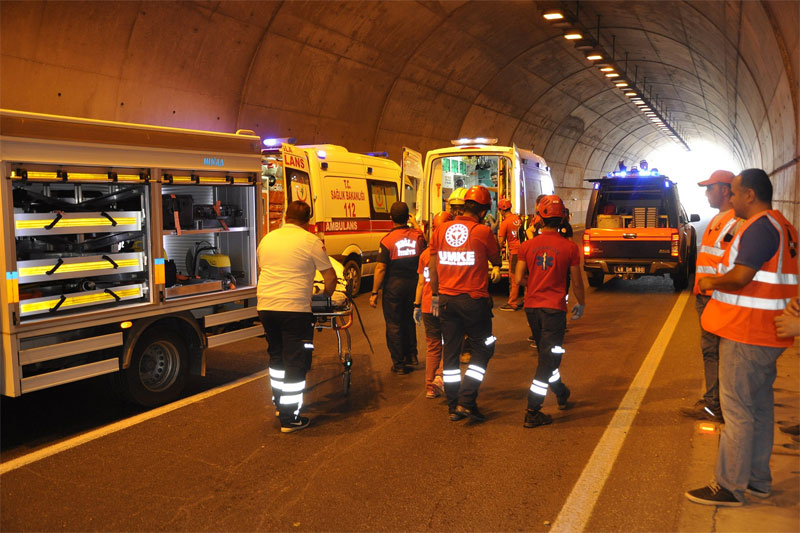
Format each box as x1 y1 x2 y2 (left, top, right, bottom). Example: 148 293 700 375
120 321 132 329
671 232 680 256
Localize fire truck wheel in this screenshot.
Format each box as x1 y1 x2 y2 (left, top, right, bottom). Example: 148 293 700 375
343 259 362 295
119 327 188 407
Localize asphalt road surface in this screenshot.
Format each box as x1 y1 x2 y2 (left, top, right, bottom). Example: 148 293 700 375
1 268 711 531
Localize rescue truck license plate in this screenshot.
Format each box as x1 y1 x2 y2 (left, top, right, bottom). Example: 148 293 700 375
613 265 645 274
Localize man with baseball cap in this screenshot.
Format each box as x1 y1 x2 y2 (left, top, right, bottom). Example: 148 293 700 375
680 170 742 422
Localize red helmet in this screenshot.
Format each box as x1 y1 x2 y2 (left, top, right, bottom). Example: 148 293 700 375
464 185 492 206
497 198 512 211
538 195 565 218
432 211 453 229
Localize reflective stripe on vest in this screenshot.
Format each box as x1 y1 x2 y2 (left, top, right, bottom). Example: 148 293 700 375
702 210 799 347
693 210 739 295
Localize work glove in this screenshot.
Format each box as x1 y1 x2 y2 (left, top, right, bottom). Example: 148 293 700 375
413 307 422 325
570 303 585 320
490 266 501 283
431 295 440 317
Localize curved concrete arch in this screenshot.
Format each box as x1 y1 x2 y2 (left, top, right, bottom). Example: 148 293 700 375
1 0 795 224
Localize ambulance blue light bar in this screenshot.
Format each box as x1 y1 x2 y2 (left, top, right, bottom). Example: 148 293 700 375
263 137 296 147
451 137 498 146
364 151 389 158
606 168 661 178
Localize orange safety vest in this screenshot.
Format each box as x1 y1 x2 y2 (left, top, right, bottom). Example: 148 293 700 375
693 209 740 295
701 210 799 347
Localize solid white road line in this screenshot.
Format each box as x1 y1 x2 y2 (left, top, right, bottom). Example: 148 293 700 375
0 369 268 476
550 291 691 533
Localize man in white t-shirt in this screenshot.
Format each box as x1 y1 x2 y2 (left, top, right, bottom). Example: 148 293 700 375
257 201 336 433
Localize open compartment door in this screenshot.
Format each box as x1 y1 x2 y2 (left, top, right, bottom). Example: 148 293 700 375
401 147 423 225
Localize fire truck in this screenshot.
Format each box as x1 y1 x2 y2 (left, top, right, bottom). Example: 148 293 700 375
1 110 264 406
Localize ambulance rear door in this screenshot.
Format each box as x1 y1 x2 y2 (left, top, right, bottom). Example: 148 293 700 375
511 144 525 215
281 143 313 222
401 147 423 225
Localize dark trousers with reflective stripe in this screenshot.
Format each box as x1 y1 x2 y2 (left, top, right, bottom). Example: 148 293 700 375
382 276 418 369
258 310 314 421
525 307 568 410
440 293 494 410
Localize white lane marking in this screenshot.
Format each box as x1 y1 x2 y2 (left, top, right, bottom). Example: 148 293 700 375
0 370 268 475
550 291 690 533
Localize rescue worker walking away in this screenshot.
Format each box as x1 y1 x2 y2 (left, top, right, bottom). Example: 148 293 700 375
497 198 523 311
429 186 501 422
257 201 337 433
686 169 798 506
414 211 453 398
680 170 740 423
370 202 427 374
515 195 585 428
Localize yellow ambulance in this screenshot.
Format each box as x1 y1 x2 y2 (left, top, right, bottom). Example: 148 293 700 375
261 142 422 293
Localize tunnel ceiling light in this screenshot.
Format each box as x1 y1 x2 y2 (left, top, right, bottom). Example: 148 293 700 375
605 72 620 78
599 66 615 72
564 30 583 40
624 91 638 97
615 81 629 87
543 9 565 20
585 51 603 61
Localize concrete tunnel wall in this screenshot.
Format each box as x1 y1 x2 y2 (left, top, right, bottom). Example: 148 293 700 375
1 1 797 225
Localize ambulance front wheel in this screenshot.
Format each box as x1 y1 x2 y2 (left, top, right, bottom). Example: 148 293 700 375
117 327 189 407
343 259 362 294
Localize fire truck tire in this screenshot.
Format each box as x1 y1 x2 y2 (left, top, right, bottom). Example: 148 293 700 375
118 327 189 407
343 259 362 295
587 271 604 288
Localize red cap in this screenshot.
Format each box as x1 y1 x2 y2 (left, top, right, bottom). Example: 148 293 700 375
698 170 735 187
464 185 492 206
538 195 565 218
498 198 512 211
432 211 453 229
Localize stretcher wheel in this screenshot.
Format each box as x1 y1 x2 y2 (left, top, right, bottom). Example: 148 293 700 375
342 369 351 395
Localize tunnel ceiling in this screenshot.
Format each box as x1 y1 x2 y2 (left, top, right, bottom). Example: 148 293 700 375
1 0 797 218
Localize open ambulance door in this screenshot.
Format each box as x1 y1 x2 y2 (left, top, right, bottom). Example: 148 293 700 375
401 147 424 226
281 142 313 225
511 144 525 215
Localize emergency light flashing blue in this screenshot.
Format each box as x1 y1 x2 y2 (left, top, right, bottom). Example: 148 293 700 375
316 150 327 159
665 181 671 188
262 137 297 147
594 182 600 189
364 151 389 158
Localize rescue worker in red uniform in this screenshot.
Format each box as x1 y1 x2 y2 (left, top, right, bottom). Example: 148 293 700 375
370 202 427 374
429 186 501 422
497 198 523 311
414 211 453 398
686 168 798 506
681 170 740 422
516 195 586 428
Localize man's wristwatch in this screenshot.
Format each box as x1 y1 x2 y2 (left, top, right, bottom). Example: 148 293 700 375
371 291 378 296
414 303 421 308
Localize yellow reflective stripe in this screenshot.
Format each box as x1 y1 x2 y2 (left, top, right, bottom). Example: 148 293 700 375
19 288 141 313
711 291 791 311
19 259 140 277
198 176 228 183
15 217 137 229
67 173 109 181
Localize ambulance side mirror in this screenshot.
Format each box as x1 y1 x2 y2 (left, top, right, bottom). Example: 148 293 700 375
690 214 700 222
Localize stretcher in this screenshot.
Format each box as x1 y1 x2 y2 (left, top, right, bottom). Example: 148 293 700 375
312 297 353 395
